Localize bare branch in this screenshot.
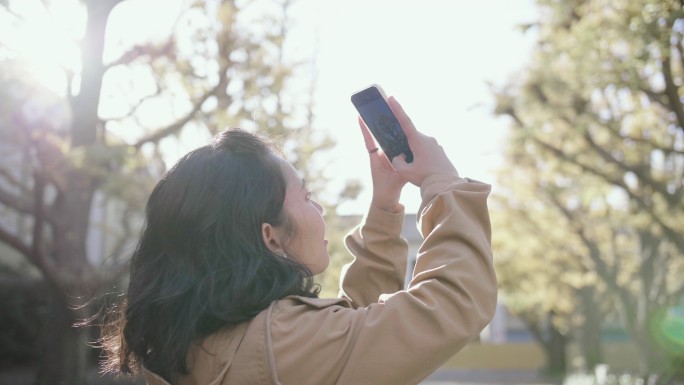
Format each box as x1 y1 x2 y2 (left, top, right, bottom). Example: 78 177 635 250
104 40 175 71
102 84 162 123
0 223 32 264
132 73 227 149
0 2 26 21
0 167 29 194
0 183 35 216
132 93 212 148
0 177 55 280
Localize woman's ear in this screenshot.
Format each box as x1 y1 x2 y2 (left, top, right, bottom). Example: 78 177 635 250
261 223 285 255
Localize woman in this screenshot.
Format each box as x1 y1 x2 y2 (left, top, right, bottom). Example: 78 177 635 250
100 97 497 385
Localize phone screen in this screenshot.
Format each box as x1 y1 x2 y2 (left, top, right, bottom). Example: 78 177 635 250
351 86 413 163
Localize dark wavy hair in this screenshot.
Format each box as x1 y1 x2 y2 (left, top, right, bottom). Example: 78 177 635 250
99 128 319 382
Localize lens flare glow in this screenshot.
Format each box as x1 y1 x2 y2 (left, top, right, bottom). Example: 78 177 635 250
651 306 684 355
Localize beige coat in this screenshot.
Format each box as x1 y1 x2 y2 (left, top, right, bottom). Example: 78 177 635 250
143 174 497 385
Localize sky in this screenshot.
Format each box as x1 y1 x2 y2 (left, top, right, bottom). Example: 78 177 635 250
102 0 540 215
3 0 539 215
283 0 539 214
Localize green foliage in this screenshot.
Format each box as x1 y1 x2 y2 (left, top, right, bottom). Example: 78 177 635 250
493 0 684 378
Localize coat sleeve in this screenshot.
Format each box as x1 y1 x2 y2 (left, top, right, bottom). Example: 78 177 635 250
338 204 409 308
268 174 498 385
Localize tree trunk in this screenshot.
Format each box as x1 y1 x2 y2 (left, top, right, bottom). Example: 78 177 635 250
543 319 568 376
36 169 96 384
523 312 568 377
578 286 603 370
34 285 88 385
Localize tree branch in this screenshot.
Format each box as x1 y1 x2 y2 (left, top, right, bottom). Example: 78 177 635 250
102 84 162 123
676 29 684 77
503 91 684 256
532 134 684 253
0 155 60 233
601 88 683 155
132 73 227 149
661 53 684 136
0 223 33 265
132 92 213 149
0 187 56 283
0 184 36 217
610 129 684 156
582 128 675 206
546 192 638 335
0 167 29 194
104 40 175 71
639 86 669 109
542 85 679 209
0 2 26 21
504 86 684 254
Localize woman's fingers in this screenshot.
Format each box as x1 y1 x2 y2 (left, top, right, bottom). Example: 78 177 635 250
358 117 377 152
388 96 418 141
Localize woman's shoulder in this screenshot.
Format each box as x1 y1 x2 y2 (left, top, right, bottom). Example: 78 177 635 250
277 295 351 309
268 295 359 331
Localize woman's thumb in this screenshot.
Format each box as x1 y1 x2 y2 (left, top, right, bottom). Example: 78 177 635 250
388 96 418 141
391 153 410 172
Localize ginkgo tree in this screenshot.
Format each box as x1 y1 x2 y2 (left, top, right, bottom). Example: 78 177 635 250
492 0 684 380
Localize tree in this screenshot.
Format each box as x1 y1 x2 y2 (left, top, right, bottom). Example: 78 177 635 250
0 0 336 383
492 151 612 374
492 0 684 380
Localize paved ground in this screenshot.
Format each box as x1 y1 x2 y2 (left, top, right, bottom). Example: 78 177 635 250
1 367 562 385
421 369 562 385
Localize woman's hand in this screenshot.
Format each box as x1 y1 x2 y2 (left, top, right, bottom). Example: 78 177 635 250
387 96 459 187
358 117 408 213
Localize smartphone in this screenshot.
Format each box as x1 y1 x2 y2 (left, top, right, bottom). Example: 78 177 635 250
351 85 413 163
